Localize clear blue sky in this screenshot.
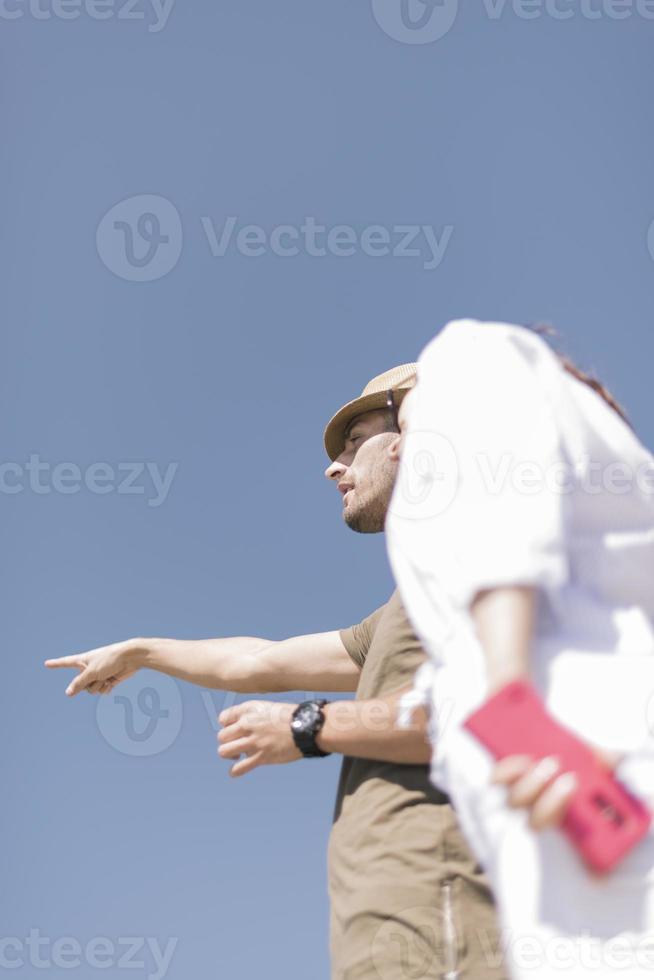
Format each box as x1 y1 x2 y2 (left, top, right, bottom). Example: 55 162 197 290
3 4 654 978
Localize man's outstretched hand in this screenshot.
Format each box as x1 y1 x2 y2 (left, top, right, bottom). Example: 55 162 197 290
44 641 144 697
217 701 302 777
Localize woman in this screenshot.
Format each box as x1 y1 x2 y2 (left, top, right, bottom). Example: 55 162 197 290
385 319 654 979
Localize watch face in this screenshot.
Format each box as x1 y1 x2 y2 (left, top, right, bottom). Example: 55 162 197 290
293 704 316 730
291 701 329 758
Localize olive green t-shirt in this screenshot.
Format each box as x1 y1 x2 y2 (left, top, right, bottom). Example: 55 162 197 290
331 589 449 880
334 590 446 821
328 590 502 978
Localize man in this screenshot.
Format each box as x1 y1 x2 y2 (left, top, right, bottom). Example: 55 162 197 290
45 366 505 979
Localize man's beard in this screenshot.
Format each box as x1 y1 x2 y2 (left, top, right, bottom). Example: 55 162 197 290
344 475 395 534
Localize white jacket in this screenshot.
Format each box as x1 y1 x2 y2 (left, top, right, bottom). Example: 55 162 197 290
386 320 654 976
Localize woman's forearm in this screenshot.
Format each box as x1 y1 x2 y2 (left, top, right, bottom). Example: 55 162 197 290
471 586 536 694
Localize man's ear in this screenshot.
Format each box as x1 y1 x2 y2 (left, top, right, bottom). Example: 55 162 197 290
387 434 401 463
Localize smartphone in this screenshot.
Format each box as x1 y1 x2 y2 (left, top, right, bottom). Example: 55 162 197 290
463 680 652 873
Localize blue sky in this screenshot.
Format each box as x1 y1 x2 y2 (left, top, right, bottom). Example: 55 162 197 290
3 3 654 978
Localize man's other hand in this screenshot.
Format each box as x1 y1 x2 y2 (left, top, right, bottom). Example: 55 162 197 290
217 700 301 777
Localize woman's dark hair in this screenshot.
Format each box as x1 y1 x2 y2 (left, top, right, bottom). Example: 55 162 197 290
527 323 632 430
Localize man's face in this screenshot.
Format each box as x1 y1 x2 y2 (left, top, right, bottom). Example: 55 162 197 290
324 408 399 534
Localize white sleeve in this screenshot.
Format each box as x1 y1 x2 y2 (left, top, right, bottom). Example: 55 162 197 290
396 320 571 610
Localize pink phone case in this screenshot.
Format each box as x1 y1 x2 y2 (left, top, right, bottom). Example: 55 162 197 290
464 680 652 873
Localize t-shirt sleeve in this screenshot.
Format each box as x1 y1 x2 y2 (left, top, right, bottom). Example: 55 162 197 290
339 601 389 669
391 320 570 611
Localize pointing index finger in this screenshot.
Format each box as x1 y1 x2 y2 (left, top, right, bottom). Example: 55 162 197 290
44 656 87 670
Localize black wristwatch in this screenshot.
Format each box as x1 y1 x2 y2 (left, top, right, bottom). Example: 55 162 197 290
291 699 331 758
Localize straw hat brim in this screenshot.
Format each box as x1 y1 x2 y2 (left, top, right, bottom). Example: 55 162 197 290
323 388 411 461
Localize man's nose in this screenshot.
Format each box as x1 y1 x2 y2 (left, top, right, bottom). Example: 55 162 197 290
325 458 347 481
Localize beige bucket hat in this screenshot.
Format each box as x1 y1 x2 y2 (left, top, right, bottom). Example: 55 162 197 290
323 362 418 461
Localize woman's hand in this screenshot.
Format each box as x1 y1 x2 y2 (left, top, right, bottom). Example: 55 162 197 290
44 640 147 696
492 749 622 830
217 701 302 777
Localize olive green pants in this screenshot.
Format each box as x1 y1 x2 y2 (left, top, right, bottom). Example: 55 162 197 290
329 803 508 980
331 875 507 980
